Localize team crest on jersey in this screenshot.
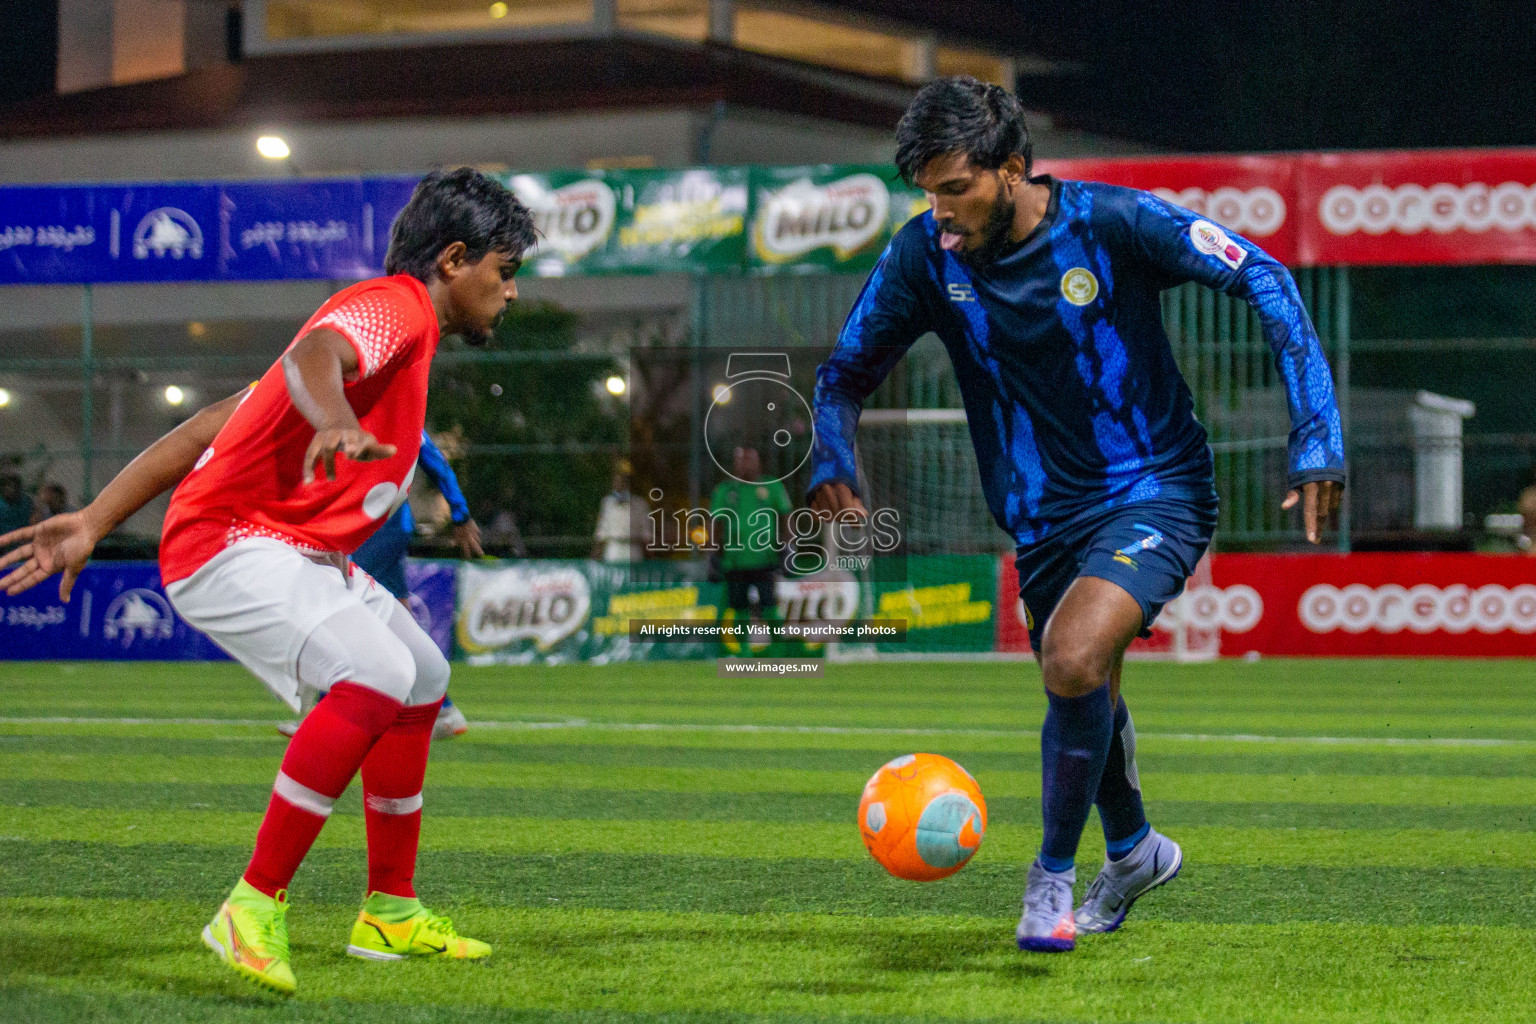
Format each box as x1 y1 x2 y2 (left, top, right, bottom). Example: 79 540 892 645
1060 267 1099 306
1189 219 1247 270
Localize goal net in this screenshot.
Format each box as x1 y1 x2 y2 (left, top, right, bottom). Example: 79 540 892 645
839 407 1220 662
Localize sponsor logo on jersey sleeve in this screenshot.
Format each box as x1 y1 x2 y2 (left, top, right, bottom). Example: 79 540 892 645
1189 220 1246 270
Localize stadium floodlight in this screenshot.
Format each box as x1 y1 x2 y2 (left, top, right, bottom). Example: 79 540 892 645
0 388 10 408
256 135 291 160
605 375 626 396
164 385 186 406
489 1 508 17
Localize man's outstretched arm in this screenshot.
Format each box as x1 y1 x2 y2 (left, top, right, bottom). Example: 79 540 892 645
807 241 927 519
0 387 250 599
1131 194 1346 542
416 430 482 558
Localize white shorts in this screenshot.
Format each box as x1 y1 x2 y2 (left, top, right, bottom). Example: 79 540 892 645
165 537 448 711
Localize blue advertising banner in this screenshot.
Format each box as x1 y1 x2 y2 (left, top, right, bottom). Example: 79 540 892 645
0 177 420 286
0 168 923 284
0 561 228 661
0 558 458 661
403 559 457 658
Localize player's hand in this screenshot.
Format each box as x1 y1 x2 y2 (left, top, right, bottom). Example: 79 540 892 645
1282 480 1345 544
0 510 103 601
452 518 484 559
809 482 868 522
302 426 397 484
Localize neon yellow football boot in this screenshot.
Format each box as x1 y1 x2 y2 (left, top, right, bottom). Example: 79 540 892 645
201 880 298 995
346 892 491 961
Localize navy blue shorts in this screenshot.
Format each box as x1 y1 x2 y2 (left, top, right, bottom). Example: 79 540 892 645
352 525 411 601
1015 497 1217 650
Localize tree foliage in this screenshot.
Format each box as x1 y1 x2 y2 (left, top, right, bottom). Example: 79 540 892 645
426 301 624 556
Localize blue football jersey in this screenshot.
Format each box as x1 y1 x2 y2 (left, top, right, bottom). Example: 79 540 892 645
809 176 1346 547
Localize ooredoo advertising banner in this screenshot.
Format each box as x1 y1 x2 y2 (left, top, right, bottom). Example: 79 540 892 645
997 553 1536 658
1038 155 1299 265
1296 150 1536 266
1203 553 1536 657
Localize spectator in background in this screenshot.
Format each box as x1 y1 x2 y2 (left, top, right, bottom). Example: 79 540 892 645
29 483 75 525
485 477 529 557
0 474 32 538
710 446 791 656
593 459 648 563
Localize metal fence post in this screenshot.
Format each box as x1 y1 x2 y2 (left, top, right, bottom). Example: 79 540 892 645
688 273 707 511
81 284 95 504
1334 265 1352 553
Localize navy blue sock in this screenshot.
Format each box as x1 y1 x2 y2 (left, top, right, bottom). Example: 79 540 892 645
1096 696 1150 861
441 695 454 709
1038 681 1114 872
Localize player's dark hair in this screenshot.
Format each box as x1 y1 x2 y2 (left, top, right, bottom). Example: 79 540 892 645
894 76 1031 185
385 167 536 282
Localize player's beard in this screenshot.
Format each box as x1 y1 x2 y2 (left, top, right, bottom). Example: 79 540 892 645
464 307 506 347
954 192 1017 269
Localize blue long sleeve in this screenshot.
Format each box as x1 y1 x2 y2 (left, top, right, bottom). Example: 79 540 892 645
416 430 472 523
1228 261 1347 485
808 243 928 498
1130 194 1347 487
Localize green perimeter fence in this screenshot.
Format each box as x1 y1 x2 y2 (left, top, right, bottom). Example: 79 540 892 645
2 267 1485 556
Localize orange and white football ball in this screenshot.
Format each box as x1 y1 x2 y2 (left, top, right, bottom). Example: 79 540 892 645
858 752 987 881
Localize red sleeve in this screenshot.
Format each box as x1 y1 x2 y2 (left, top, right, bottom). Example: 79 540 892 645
310 281 430 380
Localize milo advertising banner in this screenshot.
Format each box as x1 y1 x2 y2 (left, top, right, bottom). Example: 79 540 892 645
503 168 749 276
451 557 994 664
504 172 618 277
454 559 719 664
605 167 749 274
497 166 929 276
749 165 927 273
868 555 997 654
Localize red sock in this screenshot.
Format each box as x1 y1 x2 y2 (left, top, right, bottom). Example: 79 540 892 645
243 682 403 897
360 699 442 898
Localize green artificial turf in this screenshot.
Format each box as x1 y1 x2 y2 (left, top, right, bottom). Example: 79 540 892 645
1 658 1534 1022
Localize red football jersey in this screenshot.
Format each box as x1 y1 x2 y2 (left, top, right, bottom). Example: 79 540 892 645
160 275 440 584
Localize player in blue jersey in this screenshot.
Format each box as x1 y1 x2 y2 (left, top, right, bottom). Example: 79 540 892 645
280 429 482 741
808 78 1345 953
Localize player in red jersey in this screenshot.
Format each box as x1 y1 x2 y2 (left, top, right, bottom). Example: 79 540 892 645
0 168 534 995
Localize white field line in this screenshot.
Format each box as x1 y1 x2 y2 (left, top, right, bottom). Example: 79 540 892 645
0 716 1533 748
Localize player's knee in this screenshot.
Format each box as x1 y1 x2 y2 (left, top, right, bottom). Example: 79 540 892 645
407 642 450 706
345 631 417 704
1040 639 1111 698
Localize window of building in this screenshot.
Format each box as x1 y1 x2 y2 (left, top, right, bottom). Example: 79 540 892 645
253 0 1016 88
263 0 595 42
731 2 925 81
617 0 709 43
936 45 1013 87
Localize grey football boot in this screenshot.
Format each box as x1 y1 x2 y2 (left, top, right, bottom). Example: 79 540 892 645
1016 860 1077 952
1074 828 1183 933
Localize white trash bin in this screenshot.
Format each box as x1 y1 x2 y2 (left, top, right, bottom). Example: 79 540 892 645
1409 390 1476 530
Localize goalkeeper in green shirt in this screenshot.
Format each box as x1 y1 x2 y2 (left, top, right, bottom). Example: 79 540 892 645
710 446 792 657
